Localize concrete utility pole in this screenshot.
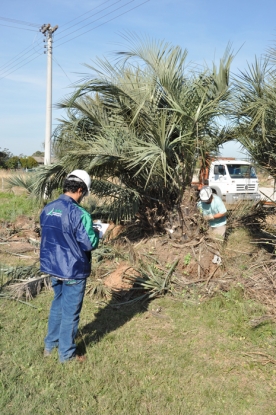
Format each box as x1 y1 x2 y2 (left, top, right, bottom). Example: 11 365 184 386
40 23 58 166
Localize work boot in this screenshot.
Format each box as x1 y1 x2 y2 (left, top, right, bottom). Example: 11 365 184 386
75 355 86 363
61 354 86 363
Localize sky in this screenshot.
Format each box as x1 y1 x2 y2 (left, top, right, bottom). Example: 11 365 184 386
0 0 276 158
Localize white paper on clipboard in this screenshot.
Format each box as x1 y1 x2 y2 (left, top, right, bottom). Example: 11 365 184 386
93 221 109 239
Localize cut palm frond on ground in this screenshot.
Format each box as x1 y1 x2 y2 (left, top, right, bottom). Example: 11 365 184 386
6 275 51 300
121 259 179 304
0 264 50 300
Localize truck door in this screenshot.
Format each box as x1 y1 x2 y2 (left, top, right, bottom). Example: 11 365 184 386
209 164 228 196
214 164 227 183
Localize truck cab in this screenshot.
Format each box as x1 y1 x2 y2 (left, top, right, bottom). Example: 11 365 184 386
208 159 261 203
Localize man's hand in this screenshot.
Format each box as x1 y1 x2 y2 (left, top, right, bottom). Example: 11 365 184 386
203 214 214 221
93 226 100 236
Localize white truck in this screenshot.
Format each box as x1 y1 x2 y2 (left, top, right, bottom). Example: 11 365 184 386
193 158 261 204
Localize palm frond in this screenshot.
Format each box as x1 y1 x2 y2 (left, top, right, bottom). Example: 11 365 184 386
5 174 37 194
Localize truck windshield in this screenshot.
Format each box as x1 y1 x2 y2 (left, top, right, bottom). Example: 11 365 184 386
227 164 257 179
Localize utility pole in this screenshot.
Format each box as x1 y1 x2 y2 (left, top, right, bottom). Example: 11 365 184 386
40 23 58 166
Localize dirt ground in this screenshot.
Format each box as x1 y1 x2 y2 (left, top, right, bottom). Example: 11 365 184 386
1 205 276 316
0 212 222 279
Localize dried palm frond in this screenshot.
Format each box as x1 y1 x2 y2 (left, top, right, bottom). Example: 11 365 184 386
0 264 41 288
0 263 51 300
6 275 51 300
85 280 111 299
227 200 271 229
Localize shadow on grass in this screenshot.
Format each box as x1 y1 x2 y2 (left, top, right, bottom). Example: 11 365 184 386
77 294 148 355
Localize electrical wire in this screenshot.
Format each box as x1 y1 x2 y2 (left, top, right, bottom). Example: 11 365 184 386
31 32 43 56
0 45 39 71
0 0 150 80
0 16 41 28
0 0 125 74
57 0 123 36
52 56 73 83
0 48 44 77
55 0 137 46
55 0 149 48
57 0 113 34
0 23 39 32
0 53 43 81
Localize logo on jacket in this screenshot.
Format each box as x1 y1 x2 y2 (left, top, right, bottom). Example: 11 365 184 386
47 208 62 217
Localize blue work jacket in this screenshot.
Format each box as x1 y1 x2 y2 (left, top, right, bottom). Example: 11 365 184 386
40 194 99 280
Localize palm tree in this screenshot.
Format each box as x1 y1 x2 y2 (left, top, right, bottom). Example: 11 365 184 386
34 36 233 230
233 55 276 178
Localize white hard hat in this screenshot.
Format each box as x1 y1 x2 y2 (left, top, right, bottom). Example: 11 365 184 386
199 186 212 202
67 170 91 196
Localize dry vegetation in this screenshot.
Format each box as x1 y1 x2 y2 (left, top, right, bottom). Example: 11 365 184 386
1 185 276 321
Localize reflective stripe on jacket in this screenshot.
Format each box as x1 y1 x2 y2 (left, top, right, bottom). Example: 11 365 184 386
40 194 99 279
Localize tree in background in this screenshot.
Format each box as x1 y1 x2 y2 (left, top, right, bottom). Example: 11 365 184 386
19 156 38 169
32 151 44 157
5 156 20 170
0 148 13 169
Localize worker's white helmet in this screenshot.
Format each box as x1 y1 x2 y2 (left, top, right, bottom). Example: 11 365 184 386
199 186 212 202
67 170 91 196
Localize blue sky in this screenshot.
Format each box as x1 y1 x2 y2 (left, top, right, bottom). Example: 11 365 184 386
0 0 275 157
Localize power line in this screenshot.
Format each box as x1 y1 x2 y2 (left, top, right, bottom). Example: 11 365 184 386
55 0 137 46
0 1 122 74
0 23 39 32
0 41 41 71
0 48 43 78
0 16 41 28
55 0 149 48
57 0 114 34
0 28 56 78
52 56 73 83
0 31 43 73
0 0 150 80
31 32 44 56
0 0 118 77
57 0 123 36
0 53 43 81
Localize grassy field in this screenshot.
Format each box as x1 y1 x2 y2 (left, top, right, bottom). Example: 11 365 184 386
1 289 276 415
1 181 276 414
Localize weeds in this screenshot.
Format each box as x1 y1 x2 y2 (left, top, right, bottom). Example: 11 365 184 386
0 192 40 222
184 252 192 265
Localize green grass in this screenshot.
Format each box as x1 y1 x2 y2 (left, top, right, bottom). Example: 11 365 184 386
1 288 276 415
0 192 41 222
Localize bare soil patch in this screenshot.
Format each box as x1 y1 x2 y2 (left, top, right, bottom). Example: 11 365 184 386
104 263 137 291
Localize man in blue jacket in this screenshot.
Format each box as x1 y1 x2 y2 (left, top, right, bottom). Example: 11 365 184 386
40 170 99 363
